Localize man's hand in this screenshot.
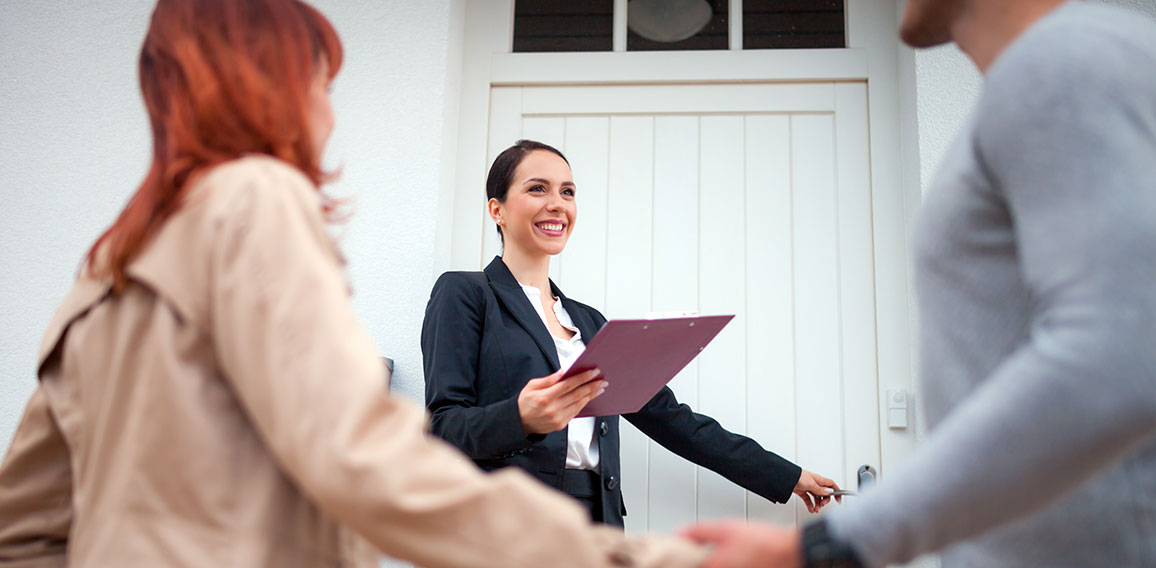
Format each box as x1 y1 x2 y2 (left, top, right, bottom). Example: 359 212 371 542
795 469 840 513
517 368 606 434
680 521 801 568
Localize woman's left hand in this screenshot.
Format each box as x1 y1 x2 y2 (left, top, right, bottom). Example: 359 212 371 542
793 470 840 513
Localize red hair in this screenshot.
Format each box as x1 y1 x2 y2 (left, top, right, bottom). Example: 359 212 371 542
87 0 343 290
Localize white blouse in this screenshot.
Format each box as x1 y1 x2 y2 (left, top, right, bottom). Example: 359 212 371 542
519 283 600 472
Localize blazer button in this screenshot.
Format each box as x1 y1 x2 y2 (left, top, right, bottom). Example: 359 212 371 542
599 421 609 437
605 475 619 491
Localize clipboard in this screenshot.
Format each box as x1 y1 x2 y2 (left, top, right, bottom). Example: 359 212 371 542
565 314 734 417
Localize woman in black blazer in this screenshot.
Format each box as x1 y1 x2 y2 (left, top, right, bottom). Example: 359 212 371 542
422 139 840 526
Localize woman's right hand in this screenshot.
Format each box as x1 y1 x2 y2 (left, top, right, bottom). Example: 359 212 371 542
517 369 607 434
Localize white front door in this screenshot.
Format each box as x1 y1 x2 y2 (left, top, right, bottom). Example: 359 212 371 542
481 81 881 532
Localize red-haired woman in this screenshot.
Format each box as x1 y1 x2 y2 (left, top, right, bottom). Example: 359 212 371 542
0 2 703 567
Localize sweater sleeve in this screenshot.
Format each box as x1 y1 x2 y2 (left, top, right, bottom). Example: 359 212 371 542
828 20 1156 567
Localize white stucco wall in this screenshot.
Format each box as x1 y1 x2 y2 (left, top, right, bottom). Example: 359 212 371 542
1 1 152 449
1112 0 1156 18
0 0 457 460
912 44 982 190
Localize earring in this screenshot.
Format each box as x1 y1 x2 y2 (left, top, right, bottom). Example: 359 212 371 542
495 218 503 225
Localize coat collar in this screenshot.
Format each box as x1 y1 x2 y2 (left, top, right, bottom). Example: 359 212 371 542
485 256 601 370
38 275 113 375
558 296 601 344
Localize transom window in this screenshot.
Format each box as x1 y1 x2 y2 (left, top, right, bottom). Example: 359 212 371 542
513 0 845 53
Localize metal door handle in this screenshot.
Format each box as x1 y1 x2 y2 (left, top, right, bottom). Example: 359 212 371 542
857 465 877 491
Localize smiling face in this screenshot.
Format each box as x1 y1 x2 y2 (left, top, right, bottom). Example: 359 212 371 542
489 149 577 258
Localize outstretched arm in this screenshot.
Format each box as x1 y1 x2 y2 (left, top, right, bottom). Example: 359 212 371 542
626 386 827 507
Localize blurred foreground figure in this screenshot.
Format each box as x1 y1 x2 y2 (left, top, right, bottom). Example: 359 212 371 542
0 1 704 566
686 1 1156 566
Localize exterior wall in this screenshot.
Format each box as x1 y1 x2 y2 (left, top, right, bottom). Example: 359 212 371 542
913 44 982 190
1113 0 1156 19
1 1 153 452
0 0 458 455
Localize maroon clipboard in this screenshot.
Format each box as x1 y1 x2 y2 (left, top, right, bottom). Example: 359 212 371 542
566 315 734 417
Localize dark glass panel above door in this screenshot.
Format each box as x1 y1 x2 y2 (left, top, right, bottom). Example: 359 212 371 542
512 0 845 53
743 0 845 49
514 0 614 52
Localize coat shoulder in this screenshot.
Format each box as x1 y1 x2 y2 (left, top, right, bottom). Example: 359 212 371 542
432 271 488 295
192 155 319 220
428 271 492 311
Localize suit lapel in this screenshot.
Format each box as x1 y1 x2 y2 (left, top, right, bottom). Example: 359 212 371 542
557 290 602 343
485 257 561 370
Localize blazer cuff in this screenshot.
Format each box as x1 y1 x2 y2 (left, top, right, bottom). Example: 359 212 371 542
486 396 538 454
768 460 803 504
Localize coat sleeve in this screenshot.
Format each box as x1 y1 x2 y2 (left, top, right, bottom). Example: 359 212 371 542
625 387 801 504
0 387 71 568
422 273 538 459
205 162 703 568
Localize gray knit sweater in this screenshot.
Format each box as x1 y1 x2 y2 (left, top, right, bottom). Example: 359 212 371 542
828 3 1156 566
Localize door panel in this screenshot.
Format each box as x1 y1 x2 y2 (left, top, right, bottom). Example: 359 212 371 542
647 115 701 533
697 115 750 522
484 82 880 532
602 117 656 528
790 113 844 524
744 114 798 527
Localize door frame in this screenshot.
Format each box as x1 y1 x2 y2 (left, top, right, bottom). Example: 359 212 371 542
440 0 920 483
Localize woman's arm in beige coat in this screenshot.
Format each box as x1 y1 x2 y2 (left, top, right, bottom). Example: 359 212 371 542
0 387 71 568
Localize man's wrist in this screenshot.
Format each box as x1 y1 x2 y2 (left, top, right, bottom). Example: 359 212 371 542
799 519 864 568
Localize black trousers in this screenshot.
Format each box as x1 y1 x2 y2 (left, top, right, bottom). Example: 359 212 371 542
561 468 604 524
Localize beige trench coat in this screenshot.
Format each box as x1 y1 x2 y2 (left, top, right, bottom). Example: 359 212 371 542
0 156 705 568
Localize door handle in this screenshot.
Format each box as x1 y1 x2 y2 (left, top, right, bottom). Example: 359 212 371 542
857 465 877 491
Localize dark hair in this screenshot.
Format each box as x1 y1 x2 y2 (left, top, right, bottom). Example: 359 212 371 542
485 139 570 242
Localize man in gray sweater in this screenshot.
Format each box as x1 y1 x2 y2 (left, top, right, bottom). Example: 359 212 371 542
684 0 1156 566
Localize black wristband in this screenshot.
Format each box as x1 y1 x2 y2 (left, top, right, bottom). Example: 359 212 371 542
800 519 865 568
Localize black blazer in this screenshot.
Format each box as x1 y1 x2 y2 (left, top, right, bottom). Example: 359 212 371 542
421 257 802 526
